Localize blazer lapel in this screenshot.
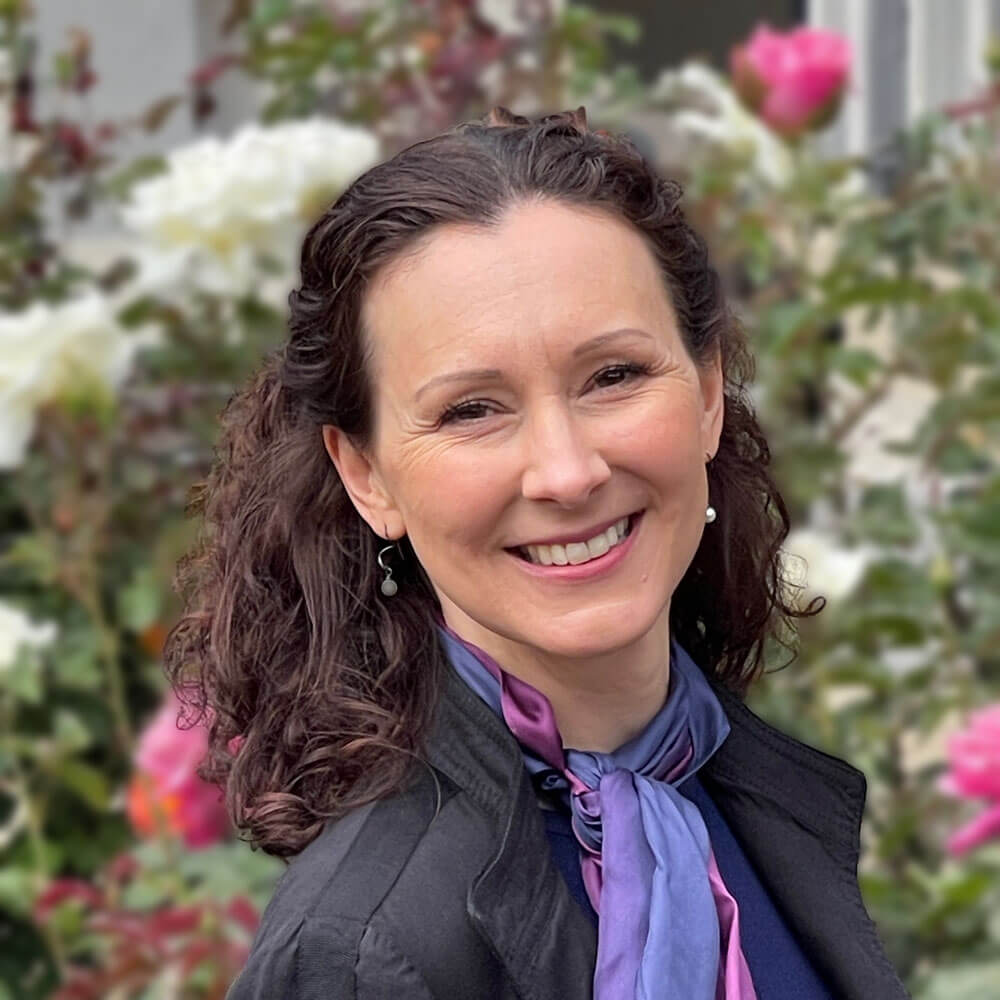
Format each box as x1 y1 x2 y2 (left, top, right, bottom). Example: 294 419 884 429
428 665 599 1000
703 679 910 1000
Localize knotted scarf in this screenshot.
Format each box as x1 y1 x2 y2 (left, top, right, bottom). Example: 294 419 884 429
435 619 757 1000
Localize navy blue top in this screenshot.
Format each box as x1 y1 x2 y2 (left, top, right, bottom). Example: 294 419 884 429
538 771 834 998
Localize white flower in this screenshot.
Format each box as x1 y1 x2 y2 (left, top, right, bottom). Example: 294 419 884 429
899 703 965 775
120 117 380 297
0 601 57 674
0 291 161 469
839 375 940 486
649 61 794 188
781 528 872 604
477 0 526 36
821 683 873 712
127 243 263 302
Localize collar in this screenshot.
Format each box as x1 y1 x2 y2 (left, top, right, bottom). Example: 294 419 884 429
426 652 910 1000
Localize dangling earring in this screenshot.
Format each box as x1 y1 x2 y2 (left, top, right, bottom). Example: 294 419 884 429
377 547 398 596
377 521 401 597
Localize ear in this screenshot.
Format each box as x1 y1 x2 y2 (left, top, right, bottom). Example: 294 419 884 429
698 349 725 459
321 425 403 539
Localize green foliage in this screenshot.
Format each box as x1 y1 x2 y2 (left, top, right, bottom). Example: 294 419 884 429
715 114 1000 988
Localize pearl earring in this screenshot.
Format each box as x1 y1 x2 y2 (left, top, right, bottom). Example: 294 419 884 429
704 451 716 524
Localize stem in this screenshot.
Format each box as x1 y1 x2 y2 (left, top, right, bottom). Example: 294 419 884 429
0 692 70 974
80 411 134 756
80 584 133 755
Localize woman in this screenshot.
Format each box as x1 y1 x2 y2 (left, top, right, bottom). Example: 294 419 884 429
167 106 909 999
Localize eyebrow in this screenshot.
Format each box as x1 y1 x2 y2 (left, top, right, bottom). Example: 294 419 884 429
413 327 657 403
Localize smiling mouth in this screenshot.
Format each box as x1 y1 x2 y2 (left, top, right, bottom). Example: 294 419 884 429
506 510 642 564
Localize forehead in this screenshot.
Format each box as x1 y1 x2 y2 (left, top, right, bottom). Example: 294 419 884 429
360 199 676 374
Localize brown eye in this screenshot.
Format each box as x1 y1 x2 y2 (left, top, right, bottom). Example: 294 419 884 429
438 400 494 425
591 362 653 389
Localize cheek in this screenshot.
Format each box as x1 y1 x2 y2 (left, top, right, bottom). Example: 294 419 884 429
398 451 511 551
624 397 705 482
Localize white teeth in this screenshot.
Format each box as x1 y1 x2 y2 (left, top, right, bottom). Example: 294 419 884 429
524 516 629 566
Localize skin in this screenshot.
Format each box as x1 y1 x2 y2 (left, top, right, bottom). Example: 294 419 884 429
323 197 724 753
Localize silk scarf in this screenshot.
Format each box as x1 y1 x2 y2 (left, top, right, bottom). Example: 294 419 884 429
435 618 757 1000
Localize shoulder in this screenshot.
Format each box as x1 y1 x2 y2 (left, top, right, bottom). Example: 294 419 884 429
225 908 438 1000
226 763 500 1000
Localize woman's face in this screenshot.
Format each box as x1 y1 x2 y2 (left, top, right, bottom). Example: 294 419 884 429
324 198 723 666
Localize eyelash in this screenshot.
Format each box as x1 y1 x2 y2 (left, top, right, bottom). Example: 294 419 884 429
436 362 655 426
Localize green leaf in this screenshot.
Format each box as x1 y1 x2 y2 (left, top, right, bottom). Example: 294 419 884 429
594 12 641 45
140 95 184 133
50 626 102 691
175 841 283 904
829 346 883 387
0 533 60 586
116 564 163 632
250 0 291 29
52 709 93 753
758 300 818 354
52 759 111 811
0 867 36 919
916 960 1000 999
102 154 167 202
1 647 45 705
848 484 920 547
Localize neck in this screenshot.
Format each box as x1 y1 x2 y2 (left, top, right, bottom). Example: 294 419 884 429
438 602 672 754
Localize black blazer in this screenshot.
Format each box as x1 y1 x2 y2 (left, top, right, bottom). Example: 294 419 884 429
227 658 911 999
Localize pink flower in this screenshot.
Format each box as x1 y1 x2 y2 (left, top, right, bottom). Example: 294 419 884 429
126 693 229 848
940 703 1000 856
730 24 851 139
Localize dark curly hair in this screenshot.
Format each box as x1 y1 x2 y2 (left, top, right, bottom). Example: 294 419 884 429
164 105 821 859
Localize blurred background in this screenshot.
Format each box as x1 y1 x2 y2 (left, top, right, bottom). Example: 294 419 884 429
2 1 1000 997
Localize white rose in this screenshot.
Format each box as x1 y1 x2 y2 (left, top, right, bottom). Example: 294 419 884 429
120 117 380 296
0 291 161 469
781 528 872 604
650 62 794 188
127 243 263 303
0 600 58 674
478 0 526 36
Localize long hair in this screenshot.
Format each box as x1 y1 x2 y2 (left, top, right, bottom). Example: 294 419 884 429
163 105 822 859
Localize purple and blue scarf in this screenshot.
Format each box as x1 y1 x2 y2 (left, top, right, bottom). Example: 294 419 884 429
436 618 757 1000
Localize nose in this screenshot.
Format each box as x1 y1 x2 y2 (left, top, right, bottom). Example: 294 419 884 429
520 402 611 507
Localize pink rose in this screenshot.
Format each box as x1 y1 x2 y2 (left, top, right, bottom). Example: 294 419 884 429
940 703 1000 856
731 24 851 138
126 693 229 848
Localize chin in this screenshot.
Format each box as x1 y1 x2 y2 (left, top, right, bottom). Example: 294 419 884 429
524 609 656 660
